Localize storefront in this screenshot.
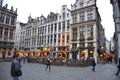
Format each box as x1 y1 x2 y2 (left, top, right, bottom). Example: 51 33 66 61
0 45 14 58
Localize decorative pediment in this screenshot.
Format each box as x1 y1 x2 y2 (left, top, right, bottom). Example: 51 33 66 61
71 0 96 11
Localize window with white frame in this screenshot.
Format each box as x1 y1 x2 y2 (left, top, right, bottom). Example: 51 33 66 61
80 11 85 22
87 9 93 20
80 25 85 37
72 28 77 38
72 13 77 24
87 25 93 37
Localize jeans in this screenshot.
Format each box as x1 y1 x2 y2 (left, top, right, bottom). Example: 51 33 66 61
46 64 51 71
92 66 95 72
116 69 120 75
13 77 19 80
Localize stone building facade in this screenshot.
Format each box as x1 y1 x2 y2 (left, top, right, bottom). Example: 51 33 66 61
16 0 105 62
70 0 105 62
110 0 120 60
0 0 17 58
18 5 71 58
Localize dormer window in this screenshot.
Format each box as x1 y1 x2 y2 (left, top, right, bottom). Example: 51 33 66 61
75 5 77 9
80 3 83 8
63 7 65 11
59 16 61 19
63 12 65 19
41 19 42 24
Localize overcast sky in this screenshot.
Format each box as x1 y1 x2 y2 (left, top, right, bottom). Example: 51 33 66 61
3 0 114 40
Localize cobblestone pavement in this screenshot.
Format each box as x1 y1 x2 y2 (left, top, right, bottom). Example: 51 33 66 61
0 62 120 80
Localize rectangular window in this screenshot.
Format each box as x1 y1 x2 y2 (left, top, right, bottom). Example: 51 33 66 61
72 28 77 38
51 24 53 33
0 13 5 23
6 15 10 24
11 16 15 25
67 20 70 29
80 3 83 8
9 29 13 40
54 23 57 31
87 9 93 20
62 21 65 31
72 13 77 24
67 34 69 43
58 22 61 31
0 28 3 39
63 12 65 19
48 25 50 33
80 26 85 37
4 29 8 40
80 11 85 22
54 34 56 43
87 25 93 37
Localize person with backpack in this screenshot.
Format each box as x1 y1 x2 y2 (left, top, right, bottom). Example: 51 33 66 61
11 54 22 80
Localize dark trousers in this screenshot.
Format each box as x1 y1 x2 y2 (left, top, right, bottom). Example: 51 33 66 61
46 64 50 71
92 66 95 72
116 69 120 75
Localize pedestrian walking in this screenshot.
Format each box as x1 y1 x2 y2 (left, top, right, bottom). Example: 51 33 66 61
115 58 120 76
45 58 51 72
92 58 96 72
22 56 26 63
11 54 22 80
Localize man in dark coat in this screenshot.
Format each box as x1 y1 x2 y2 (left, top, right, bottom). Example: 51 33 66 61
11 54 22 80
45 58 51 72
92 58 96 72
115 58 120 76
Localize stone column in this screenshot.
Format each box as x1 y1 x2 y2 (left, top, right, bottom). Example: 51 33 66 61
6 49 8 57
77 50 80 60
60 34 62 45
2 28 5 40
7 29 10 40
94 43 98 63
85 49 88 60
65 33 67 46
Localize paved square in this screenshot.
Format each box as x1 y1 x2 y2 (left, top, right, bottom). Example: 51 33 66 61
0 62 119 80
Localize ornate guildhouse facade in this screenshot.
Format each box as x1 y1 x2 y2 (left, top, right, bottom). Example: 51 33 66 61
0 0 17 58
70 0 105 62
19 5 71 58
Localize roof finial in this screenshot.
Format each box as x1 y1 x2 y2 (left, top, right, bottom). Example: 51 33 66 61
0 0 3 6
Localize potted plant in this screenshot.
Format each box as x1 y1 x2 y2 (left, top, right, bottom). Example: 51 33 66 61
71 38 77 41
87 36 93 40
79 37 85 41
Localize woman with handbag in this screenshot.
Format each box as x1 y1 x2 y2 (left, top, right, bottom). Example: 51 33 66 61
11 54 22 80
